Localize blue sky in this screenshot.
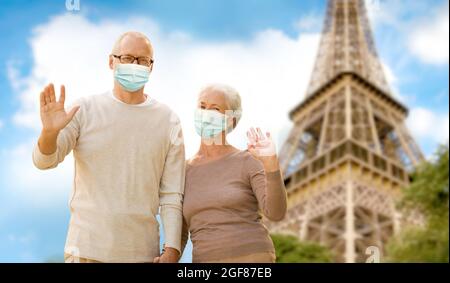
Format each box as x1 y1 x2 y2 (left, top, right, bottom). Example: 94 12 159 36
0 0 448 262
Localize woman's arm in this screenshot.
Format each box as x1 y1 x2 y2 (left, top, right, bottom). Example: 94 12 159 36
247 127 287 221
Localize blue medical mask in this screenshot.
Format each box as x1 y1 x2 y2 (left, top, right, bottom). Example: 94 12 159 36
114 63 151 92
194 109 233 138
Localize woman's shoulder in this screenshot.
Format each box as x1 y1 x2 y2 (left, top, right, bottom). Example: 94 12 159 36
185 149 249 168
236 149 253 159
237 150 264 171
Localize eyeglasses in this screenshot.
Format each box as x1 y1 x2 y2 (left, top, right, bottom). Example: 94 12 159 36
112 54 154 67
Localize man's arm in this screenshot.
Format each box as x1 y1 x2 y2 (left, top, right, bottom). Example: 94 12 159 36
33 83 80 170
179 217 189 256
155 117 186 263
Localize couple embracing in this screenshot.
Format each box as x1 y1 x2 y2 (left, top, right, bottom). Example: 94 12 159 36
33 31 287 263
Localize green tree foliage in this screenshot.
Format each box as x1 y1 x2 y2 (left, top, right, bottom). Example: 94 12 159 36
271 233 334 263
386 144 449 263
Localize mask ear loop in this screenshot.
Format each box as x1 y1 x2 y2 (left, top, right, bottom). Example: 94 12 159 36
224 111 237 134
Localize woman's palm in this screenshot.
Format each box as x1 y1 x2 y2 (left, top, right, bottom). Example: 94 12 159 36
246 127 276 157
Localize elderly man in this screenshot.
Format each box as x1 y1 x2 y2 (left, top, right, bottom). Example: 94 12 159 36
32 31 185 263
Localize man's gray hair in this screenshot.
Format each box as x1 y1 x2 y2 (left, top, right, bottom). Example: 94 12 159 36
200 84 242 125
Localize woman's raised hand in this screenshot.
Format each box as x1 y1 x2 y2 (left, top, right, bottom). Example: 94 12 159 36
247 127 276 157
247 127 280 173
247 127 277 158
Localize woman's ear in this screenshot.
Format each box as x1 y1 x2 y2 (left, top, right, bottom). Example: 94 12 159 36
109 55 114 70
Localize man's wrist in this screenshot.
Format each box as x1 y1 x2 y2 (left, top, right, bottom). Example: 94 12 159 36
163 246 180 255
41 128 60 138
38 129 60 155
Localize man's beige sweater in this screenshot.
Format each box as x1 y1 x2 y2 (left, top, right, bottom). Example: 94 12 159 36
32 91 185 263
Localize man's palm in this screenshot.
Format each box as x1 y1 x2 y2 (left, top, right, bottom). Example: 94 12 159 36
40 84 79 132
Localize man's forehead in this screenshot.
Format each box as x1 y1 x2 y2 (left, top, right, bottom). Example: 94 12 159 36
115 33 153 56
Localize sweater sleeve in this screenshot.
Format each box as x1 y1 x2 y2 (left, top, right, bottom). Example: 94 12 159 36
245 154 287 222
180 216 189 256
159 116 186 254
32 102 82 170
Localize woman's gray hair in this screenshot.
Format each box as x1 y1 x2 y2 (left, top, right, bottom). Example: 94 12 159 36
200 83 242 125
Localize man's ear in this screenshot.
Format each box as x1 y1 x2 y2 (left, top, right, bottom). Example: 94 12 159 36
108 55 114 70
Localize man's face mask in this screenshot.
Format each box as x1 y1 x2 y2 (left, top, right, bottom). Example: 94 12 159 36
194 108 234 138
114 63 151 92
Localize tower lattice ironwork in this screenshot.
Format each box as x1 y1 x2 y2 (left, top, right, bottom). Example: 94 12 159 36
267 0 424 263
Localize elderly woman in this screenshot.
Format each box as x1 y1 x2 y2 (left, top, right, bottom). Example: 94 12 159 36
180 84 287 263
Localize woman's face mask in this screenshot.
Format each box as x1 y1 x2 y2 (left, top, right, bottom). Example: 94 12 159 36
194 108 234 138
114 63 151 92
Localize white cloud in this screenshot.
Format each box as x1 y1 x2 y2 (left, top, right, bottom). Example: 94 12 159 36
0 232 40 263
6 13 320 201
381 61 417 104
7 60 27 93
365 0 449 66
293 13 323 32
381 61 397 86
408 2 449 65
0 119 3 130
365 0 411 29
365 0 393 28
365 0 432 30
8 233 36 245
407 108 449 145
0 140 74 205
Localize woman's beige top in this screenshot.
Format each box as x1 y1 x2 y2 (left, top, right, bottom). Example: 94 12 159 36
181 150 287 262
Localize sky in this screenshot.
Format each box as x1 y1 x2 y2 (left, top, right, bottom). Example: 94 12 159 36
0 0 448 263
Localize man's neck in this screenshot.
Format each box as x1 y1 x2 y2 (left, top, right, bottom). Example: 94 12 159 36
113 83 147 105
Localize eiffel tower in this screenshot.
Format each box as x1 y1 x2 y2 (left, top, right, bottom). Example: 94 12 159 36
267 0 424 263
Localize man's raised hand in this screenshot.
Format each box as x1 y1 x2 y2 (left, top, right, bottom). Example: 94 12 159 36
40 83 79 134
